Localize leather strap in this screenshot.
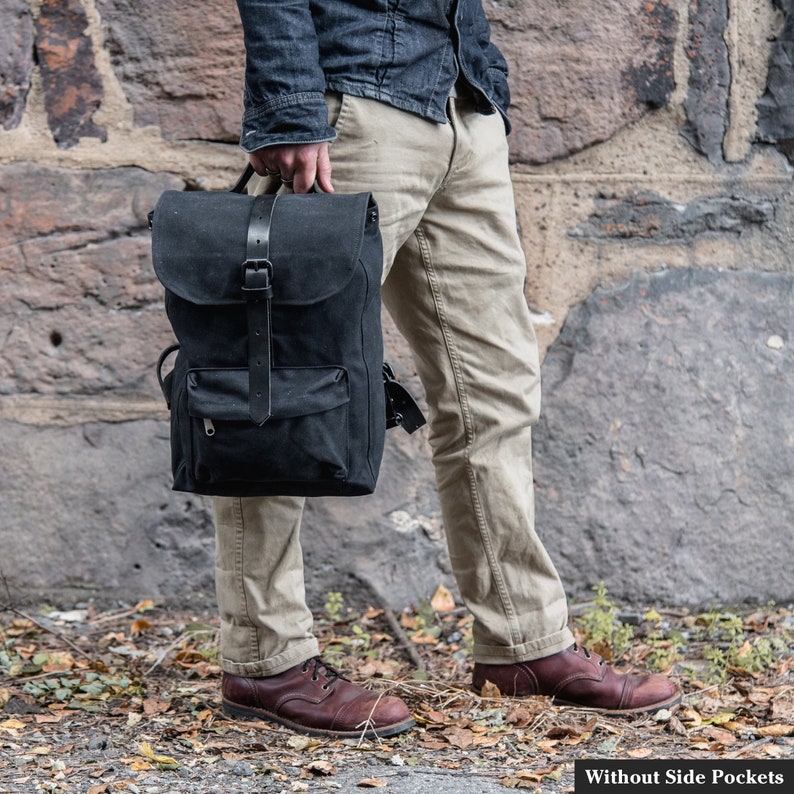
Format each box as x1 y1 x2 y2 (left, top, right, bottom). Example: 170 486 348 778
383 363 426 434
242 194 279 425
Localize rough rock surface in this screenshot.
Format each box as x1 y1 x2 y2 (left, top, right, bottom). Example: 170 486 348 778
757 0 794 159
0 418 216 605
0 164 182 396
96 0 244 142
489 0 677 164
35 0 106 147
682 0 731 163
0 0 33 131
533 268 794 605
91 0 679 160
0 415 445 611
570 191 774 241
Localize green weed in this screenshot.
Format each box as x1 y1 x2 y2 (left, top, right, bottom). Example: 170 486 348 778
574 582 634 660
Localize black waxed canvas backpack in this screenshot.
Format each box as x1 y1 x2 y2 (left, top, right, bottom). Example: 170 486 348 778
150 168 424 497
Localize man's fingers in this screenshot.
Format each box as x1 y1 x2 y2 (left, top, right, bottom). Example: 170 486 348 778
249 143 333 194
315 143 334 193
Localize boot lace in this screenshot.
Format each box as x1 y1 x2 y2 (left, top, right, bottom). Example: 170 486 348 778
301 657 347 690
572 643 605 666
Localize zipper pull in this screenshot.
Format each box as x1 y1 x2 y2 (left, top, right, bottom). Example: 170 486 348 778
203 418 215 436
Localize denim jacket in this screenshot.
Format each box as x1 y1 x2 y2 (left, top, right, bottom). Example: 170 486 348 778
236 0 511 153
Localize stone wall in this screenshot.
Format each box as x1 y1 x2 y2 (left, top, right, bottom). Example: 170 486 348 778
1 0 792 610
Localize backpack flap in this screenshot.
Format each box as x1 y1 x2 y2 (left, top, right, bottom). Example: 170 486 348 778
151 189 378 306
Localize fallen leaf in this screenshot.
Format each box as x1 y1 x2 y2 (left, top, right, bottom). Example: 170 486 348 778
500 777 538 789
357 660 396 678
705 726 738 745
130 619 153 635
415 708 448 725
701 712 735 726
479 679 502 698
472 734 502 747
87 784 109 794
628 748 654 758
409 630 438 645
306 760 337 776
35 713 65 724
0 718 27 734
534 739 560 753
400 612 419 629
143 698 171 715
505 705 536 727
287 734 321 751
418 739 447 750
138 741 179 769
41 653 77 673
357 778 387 788
443 726 476 749
666 715 688 736
679 707 702 726
430 584 456 613
757 724 794 737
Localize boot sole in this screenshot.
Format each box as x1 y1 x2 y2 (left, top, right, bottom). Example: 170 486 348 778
222 698 416 739
552 690 683 716
472 686 683 716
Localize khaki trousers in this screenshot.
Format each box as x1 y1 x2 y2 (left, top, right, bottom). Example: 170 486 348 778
214 92 575 677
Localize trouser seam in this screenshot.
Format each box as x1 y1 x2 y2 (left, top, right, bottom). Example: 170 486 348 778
231 497 260 663
413 223 522 648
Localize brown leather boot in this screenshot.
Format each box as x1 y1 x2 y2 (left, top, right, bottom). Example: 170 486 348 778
222 657 415 739
472 643 681 715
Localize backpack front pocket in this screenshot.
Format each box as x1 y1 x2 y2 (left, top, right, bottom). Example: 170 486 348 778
185 366 350 486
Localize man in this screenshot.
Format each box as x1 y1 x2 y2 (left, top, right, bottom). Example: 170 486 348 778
217 0 680 739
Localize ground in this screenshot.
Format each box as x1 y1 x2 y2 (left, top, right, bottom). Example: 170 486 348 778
1 585 793 793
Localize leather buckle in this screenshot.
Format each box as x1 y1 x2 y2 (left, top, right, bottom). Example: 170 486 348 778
241 259 274 300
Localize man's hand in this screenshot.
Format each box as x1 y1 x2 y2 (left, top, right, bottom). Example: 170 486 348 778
249 142 333 194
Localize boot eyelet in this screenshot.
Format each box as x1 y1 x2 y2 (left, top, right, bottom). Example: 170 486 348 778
312 675 319 681
598 659 605 666
322 684 330 690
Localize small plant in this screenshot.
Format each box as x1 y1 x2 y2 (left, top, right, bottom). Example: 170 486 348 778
324 591 345 623
699 610 745 645
686 607 793 684
643 631 683 672
702 645 729 685
574 582 634 660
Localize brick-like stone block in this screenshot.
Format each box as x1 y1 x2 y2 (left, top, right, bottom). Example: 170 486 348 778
35 0 106 148
534 268 794 605
488 0 677 164
0 418 217 605
0 164 184 396
0 0 33 131
97 0 244 142
0 414 447 612
570 191 774 241
93 0 677 159
682 0 730 163
757 0 794 160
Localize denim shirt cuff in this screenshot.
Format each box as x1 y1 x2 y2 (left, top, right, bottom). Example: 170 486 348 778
239 91 337 153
